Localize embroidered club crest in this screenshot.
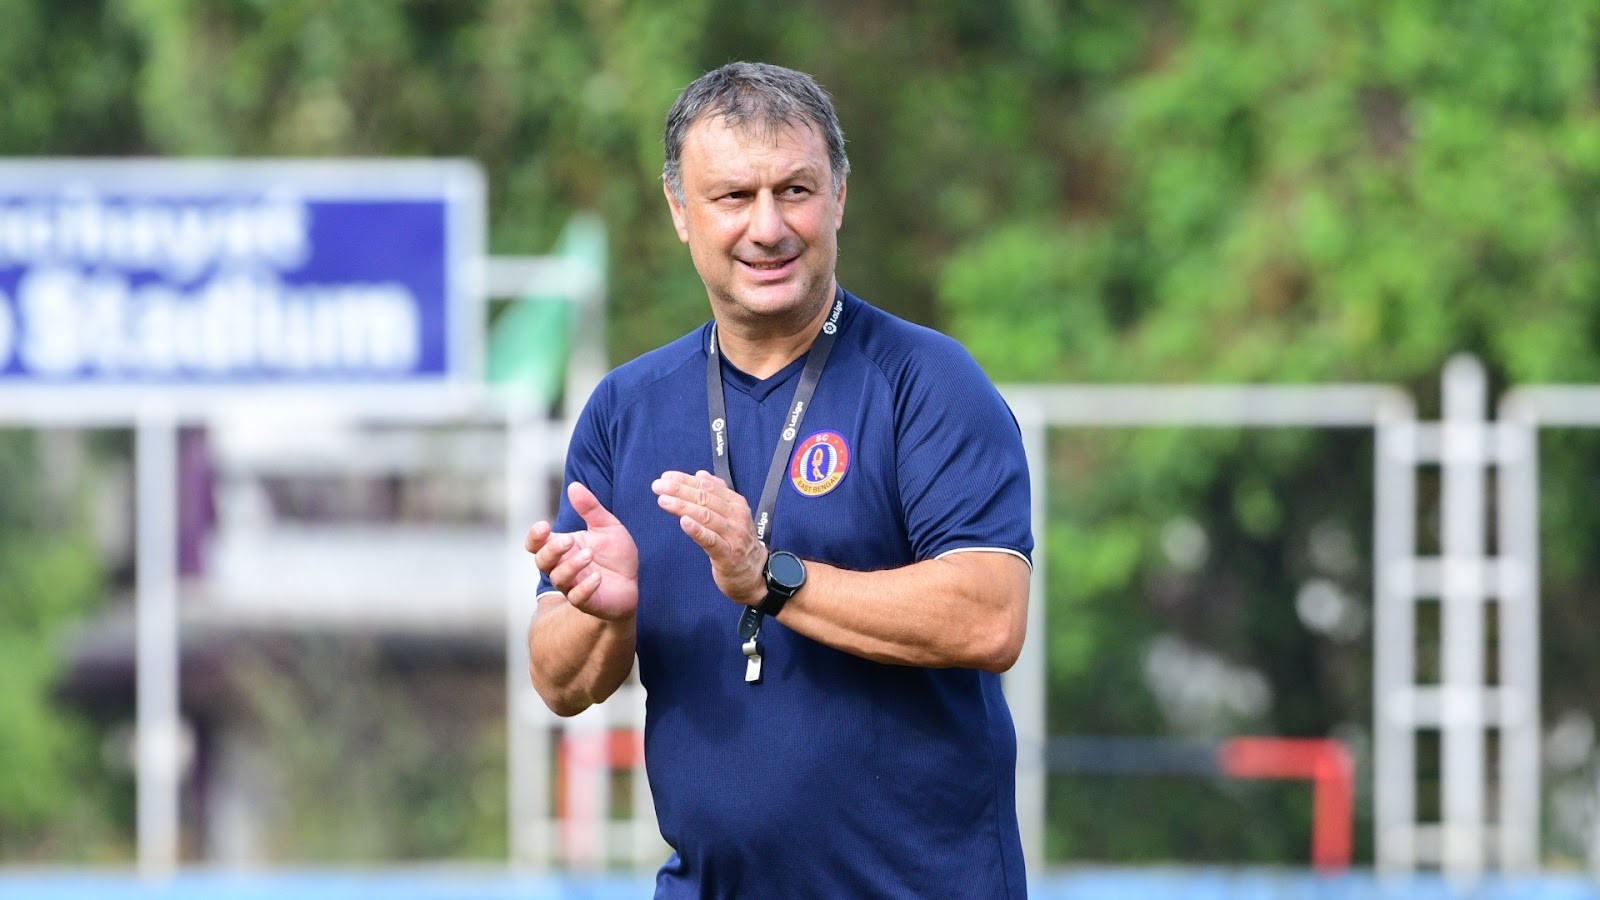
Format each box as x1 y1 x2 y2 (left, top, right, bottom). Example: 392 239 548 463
790 430 850 497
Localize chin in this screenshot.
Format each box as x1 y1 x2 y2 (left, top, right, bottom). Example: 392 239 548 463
718 289 805 320
747 281 831 316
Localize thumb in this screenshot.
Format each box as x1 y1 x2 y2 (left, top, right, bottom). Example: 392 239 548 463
568 482 621 529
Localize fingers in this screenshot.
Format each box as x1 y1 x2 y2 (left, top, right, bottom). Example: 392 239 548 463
547 543 597 594
526 522 579 574
527 484 613 582
529 527 568 570
656 469 758 562
526 482 639 615
658 470 766 606
530 527 591 586
569 481 622 530
654 469 730 495
676 511 724 551
652 470 744 528
655 490 733 533
564 568 602 606
533 530 604 596
524 521 552 554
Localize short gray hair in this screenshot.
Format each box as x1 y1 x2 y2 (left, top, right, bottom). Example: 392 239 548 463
663 62 850 202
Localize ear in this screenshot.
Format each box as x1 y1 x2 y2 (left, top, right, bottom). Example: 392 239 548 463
663 181 690 244
833 176 847 230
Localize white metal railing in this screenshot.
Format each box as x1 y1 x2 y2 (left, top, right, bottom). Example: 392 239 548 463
12 320 1598 879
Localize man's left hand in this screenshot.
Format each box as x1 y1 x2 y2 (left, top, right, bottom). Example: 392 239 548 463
653 469 769 607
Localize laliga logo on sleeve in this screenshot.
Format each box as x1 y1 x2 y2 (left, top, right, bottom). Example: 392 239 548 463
789 430 849 497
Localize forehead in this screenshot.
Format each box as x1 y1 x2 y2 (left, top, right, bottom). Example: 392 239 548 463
679 115 829 185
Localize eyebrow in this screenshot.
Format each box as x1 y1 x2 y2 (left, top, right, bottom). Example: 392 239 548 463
702 165 822 195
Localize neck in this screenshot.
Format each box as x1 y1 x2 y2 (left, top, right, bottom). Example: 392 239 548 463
714 286 838 379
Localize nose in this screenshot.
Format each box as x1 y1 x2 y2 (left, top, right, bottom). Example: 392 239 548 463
746 191 788 248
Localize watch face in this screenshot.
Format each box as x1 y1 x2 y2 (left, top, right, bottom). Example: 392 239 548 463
768 551 806 590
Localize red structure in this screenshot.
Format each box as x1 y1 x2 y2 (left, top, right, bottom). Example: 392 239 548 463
1217 737 1354 871
574 730 1357 871
555 728 645 817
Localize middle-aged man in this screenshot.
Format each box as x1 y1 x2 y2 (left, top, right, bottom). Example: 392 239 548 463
526 61 1033 899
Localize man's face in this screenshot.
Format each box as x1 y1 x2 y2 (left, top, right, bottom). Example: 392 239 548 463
665 115 846 327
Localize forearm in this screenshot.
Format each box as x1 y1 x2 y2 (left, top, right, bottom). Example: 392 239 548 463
774 552 1029 672
649 470 1029 672
527 594 637 716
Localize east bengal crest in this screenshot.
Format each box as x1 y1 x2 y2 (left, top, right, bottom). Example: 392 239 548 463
790 430 850 497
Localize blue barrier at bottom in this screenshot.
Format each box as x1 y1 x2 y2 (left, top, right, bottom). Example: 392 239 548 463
1034 869 1600 900
0 868 1596 899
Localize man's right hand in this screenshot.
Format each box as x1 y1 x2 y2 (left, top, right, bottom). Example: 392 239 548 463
526 482 640 621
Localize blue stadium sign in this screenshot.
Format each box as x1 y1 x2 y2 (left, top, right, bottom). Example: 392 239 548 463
0 160 483 392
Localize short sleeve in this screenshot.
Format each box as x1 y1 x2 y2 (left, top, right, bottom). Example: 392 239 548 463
535 380 617 597
894 339 1032 565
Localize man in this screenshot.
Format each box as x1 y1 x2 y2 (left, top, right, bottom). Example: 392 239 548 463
526 62 1033 899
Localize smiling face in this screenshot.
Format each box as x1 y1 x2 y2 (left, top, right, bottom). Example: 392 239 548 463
664 114 847 333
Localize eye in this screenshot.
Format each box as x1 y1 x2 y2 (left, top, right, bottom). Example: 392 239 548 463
782 185 811 197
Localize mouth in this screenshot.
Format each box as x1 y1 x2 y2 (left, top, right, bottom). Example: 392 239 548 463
740 255 798 275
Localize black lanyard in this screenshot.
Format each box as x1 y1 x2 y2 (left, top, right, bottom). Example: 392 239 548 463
705 290 842 675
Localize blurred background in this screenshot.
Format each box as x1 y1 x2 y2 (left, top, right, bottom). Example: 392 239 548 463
5 1 1600 897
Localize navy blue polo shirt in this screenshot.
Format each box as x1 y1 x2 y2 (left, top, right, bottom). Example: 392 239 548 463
539 289 1032 899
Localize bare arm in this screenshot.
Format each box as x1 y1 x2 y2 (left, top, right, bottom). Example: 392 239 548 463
525 482 641 716
653 470 1029 671
774 550 1028 671
527 592 637 716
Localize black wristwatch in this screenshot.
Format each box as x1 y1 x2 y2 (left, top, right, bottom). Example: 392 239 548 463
756 549 806 617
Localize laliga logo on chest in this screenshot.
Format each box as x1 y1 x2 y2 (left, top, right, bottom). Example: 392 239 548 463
712 417 725 455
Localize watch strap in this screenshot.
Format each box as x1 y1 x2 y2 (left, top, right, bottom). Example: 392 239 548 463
755 587 791 618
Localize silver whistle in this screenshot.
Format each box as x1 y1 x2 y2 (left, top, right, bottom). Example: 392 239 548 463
742 637 763 684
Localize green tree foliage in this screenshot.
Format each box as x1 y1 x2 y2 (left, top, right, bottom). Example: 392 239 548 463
939 0 1600 385
230 638 507 862
931 0 1600 865
0 434 121 860
8 0 1600 867
0 2 144 154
